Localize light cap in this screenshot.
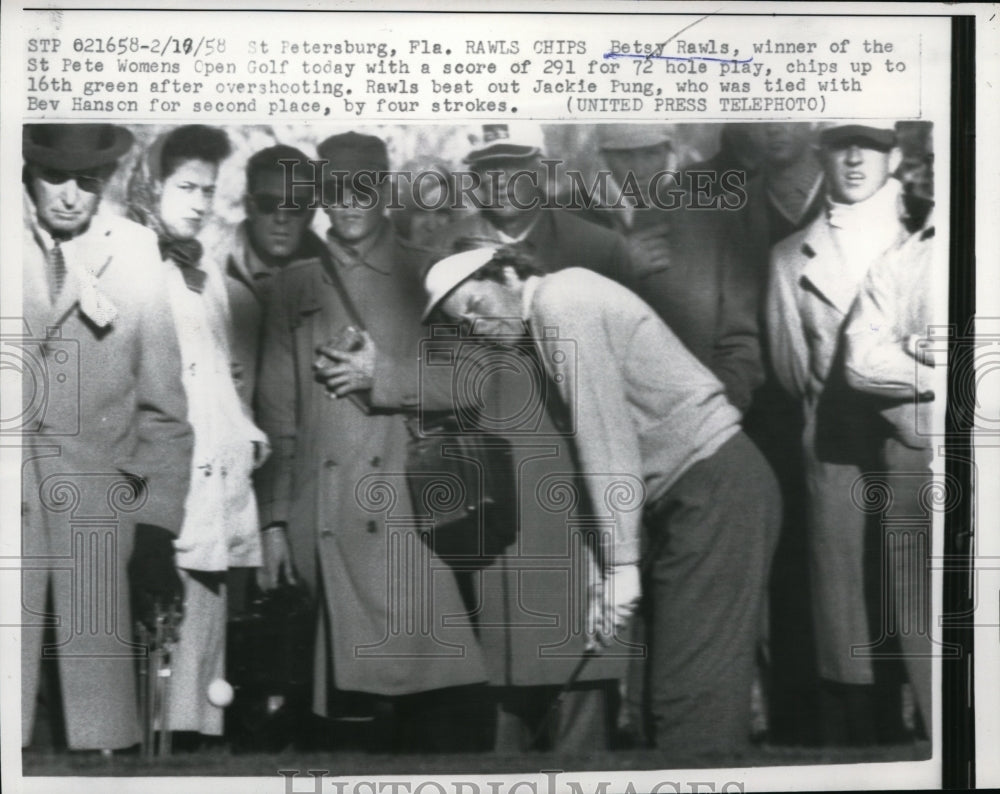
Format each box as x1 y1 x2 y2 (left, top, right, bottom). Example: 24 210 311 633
422 246 499 320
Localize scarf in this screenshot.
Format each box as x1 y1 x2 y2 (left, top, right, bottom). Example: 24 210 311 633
826 178 905 279
125 132 206 292
826 177 902 233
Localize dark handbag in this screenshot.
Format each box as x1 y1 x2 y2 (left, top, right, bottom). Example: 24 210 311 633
225 577 315 752
405 415 517 561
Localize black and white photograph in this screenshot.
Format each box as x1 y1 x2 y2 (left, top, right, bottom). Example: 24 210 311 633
0 3 995 793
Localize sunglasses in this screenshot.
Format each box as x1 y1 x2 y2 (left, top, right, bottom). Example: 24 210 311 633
35 167 107 194
249 192 312 216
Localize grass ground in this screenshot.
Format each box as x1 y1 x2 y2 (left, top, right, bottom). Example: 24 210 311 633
23 740 932 777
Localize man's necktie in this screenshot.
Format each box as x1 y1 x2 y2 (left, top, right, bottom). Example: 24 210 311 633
49 240 67 302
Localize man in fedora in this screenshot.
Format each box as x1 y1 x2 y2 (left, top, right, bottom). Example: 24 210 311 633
21 123 192 751
766 122 932 745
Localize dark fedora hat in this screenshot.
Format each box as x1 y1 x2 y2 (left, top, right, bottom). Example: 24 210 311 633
23 123 134 172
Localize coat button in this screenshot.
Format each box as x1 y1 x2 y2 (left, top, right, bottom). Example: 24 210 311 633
321 528 334 538
366 520 378 533
324 459 336 469
370 456 381 467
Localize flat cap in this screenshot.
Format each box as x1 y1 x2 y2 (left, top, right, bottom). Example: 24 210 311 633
596 124 673 151
818 123 897 151
464 123 545 165
316 131 389 173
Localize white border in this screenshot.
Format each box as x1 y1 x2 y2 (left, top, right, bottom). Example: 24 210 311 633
0 2 994 791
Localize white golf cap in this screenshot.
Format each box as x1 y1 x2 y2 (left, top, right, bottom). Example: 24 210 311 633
422 247 499 321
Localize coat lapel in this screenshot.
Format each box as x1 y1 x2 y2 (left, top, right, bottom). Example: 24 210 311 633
797 215 860 315
225 224 258 299
290 260 326 322
799 183 916 316
226 222 274 301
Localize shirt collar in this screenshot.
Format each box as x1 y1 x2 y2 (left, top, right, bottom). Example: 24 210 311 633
325 217 393 273
520 274 542 322
492 213 541 245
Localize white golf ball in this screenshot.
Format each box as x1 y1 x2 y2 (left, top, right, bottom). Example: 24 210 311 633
206 678 234 707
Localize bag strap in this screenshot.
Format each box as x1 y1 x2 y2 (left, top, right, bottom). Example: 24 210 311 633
317 246 366 331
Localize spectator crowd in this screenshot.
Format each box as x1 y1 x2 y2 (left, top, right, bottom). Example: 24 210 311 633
19 120 938 758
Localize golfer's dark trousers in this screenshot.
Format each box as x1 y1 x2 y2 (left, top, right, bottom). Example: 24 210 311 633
642 431 780 756
494 682 612 752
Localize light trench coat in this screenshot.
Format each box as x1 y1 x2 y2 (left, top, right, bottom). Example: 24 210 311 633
164 254 266 572
20 197 193 749
766 179 930 685
842 223 938 727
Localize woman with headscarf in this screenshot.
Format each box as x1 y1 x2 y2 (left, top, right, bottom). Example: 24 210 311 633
126 124 268 743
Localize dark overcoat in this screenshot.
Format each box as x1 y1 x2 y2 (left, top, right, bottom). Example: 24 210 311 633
224 223 329 408
254 223 487 709
573 204 764 412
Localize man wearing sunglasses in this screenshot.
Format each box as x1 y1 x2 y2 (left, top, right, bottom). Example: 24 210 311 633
21 123 193 752
226 144 325 408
